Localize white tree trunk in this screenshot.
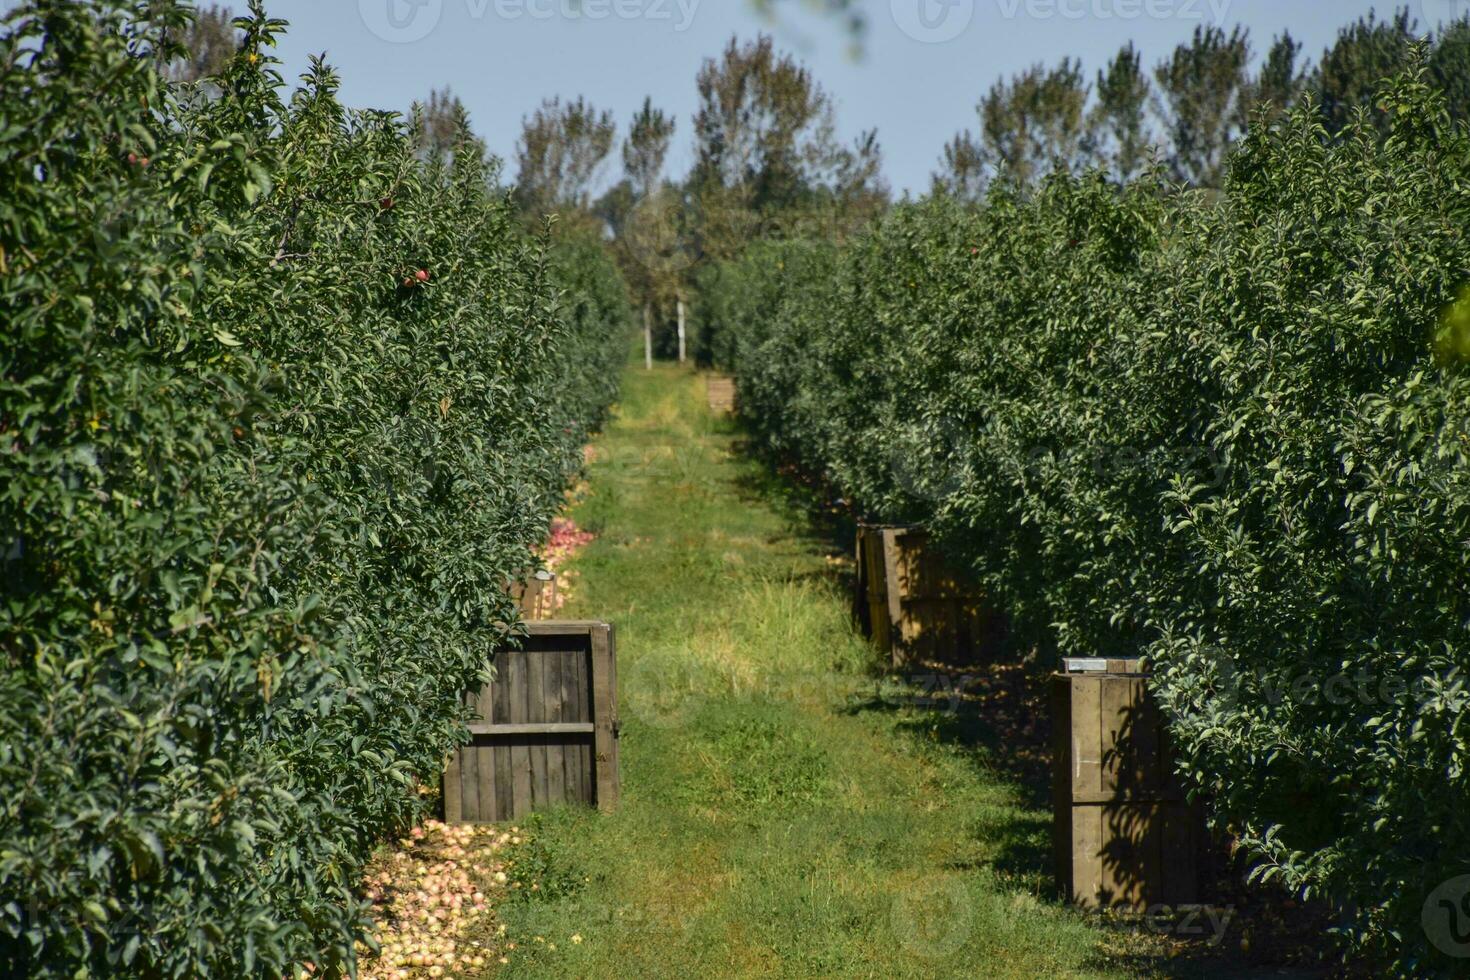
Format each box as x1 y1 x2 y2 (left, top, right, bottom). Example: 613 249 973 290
643 304 653 370
676 298 687 364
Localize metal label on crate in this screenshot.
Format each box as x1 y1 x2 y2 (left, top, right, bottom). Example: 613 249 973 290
1064 658 1110 673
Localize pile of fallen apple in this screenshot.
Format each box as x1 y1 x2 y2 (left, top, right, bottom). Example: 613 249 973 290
356 821 526 979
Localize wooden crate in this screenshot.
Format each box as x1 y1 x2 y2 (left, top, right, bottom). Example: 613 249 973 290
1051 660 1202 909
706 374 736 414
444 621 620 823
853 524 1004 667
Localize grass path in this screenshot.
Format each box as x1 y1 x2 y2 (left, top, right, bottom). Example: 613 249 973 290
492 364 1164 978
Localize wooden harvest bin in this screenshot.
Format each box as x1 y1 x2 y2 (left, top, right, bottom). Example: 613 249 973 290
1051 657 1202 909
706 373 736 414
853 524 1003 667
444 621 620 823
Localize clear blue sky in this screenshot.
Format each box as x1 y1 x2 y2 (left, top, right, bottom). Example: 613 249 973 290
45 1 1470 192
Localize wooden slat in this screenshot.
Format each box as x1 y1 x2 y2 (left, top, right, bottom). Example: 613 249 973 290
880 528 904 645
443 740 463 825
461 688 481 823
578 642 592 802
1139 803 1164 908
1071 676 1104 800
608 626 621 799
579 643 593 804
1102 800 1147 908
479 674 501 822
523 620 610 635
1098 676 1129 797
527 648 548 809
1052 782 1073 901
492 651 512 821
862 528 885 602
1051 672 1073 902
1131 685 1162 796
1069 790 1185 805
545 649 567 806
466 722 596 736
509 652 532 819
590 623 618 812
561 647 582 804
493 736 512 822
1072 803 1103 907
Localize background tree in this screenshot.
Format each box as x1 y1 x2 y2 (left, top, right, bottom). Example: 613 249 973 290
624 97 676 199
1313 8 1417 136
165 3 238 82
619 186 690 368
1246 31 1308 126
1089 43 1152 181
1153 25 1252 187
688 35 862 260
937 60 1090 192
603 98 685 366
823 128 888 231
412 87 478 158
932 131 985 200
1428 16 1470 124
516 96 617 223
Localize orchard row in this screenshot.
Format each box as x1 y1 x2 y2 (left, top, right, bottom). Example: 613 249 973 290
0 2 627 976
698 62 1470 974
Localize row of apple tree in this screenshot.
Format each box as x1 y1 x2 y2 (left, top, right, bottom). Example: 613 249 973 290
698 62 1470 973
0 2 628 976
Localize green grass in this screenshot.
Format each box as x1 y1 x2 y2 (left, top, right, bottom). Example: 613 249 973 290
488 363 1190 978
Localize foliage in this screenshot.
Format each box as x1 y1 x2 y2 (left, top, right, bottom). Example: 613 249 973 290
690 238 836 380
984 60 1091 186
1089 43 1152 182
689 35 886 263
515 96 616 223
932 12 1470 194
621 97 675 201
0 2 627 976
701 61 1470 973
1152 25 1252 187
1314 7 1419 137
411 87 483 161
1245 31 1309 126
